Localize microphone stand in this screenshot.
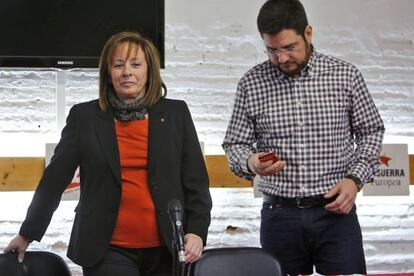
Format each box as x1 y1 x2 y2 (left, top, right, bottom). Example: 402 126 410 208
168 199 186 276
171 227 186 276
172 239 178 276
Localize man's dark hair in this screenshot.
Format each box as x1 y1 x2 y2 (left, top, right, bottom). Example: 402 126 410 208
257 0 308 37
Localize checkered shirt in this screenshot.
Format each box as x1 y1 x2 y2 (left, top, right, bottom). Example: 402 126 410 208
222 49 385 198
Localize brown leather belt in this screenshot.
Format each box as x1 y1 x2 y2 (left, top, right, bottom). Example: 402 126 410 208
263 193 337 209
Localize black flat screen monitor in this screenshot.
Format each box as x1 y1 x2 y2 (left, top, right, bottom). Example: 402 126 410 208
0 0 164 69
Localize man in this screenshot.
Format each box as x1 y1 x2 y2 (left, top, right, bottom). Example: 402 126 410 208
222 0 384 274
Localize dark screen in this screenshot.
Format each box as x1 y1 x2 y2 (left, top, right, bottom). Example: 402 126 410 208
0 0 164 68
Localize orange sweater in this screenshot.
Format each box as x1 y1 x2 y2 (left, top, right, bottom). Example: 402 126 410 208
111 119 163 248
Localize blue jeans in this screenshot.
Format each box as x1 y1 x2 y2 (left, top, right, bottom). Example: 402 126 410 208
260 203 366 275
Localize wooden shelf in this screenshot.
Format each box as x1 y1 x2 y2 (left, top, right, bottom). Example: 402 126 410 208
1 155 413 191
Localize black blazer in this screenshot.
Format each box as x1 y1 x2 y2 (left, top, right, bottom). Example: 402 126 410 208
19 98 212 267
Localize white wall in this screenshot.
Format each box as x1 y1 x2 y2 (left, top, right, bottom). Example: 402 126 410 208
1 0 414 155
1 189 414 275
1 0 414 274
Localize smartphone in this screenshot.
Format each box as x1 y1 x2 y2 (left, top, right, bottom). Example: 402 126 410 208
258 152 279 163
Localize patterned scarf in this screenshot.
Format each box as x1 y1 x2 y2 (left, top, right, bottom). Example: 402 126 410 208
107 91 147 122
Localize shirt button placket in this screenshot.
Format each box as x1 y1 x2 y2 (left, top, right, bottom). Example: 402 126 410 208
294 80 307 194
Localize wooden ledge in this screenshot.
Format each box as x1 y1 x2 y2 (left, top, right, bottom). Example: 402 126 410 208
1 155 413 191
0 155 251 191
0 157 44 191
205 155 251 187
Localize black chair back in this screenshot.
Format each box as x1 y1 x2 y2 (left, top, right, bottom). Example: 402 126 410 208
187 247 283 276
0 251 71 276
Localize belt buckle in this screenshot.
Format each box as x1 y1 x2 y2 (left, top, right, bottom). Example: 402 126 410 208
296 197 312 208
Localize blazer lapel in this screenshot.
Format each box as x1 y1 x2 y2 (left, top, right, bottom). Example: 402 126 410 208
95 108 122 185
148 99 168 175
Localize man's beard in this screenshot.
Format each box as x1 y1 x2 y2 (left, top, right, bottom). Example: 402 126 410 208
278 42 312 77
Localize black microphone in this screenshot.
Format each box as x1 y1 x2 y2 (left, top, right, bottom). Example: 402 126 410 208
168 199 186 265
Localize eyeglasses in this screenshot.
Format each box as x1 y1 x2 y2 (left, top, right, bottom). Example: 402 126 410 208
264 44 297 56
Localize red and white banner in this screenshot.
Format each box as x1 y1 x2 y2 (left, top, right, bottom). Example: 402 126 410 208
363 144 410 196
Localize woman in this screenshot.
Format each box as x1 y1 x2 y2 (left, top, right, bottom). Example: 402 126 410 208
4 31 212 276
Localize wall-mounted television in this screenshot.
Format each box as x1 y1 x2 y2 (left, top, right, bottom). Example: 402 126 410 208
0 0 164 69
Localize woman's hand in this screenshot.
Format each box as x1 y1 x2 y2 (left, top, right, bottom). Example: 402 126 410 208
3 234 31 263
184 233 203 263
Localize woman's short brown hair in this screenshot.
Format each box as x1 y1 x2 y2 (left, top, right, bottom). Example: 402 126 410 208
98 31 165 111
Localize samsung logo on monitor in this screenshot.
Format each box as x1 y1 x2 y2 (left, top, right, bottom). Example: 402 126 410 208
0 0 164 69
57 61 74 65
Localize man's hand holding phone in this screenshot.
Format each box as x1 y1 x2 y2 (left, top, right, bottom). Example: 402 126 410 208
248 152 285 176
258 152 279 163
